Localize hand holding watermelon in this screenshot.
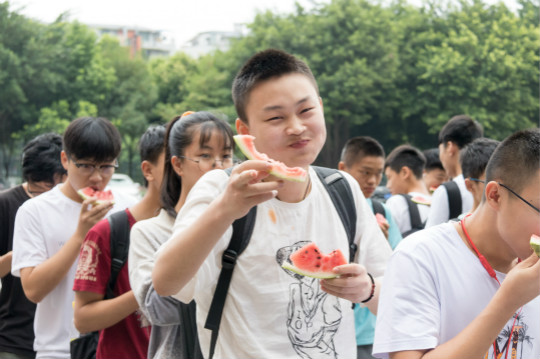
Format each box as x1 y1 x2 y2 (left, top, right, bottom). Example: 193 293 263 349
74 187 115 240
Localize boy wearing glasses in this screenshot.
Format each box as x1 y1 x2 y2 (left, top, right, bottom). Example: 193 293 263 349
0 133 66 359
11 117 130 359
459 138 500 216
373 128 540 359
72 125 166 359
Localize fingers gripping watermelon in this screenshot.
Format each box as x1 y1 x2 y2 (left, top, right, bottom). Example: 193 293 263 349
77 187 115 205
233 135 308 182
531 234 540 257
281 242 348 279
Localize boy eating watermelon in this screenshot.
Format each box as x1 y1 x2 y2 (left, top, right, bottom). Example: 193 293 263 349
153 49 392 359
373 128 540 359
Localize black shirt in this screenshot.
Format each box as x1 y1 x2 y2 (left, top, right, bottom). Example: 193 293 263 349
0 185 36 357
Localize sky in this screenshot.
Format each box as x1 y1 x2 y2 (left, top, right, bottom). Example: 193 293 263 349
8 0 322 48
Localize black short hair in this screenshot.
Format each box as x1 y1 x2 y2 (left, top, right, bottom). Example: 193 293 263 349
385 145 426 179
139 125 166 164
423 148 444 172
340 136 385 167
63 117 121 162
460 138 500 180
485 128 540 193
438 115 483 149
232 49 318 122
21 133 66 183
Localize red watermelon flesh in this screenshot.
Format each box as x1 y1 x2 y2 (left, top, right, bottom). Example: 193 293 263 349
282 242 347 279
233 135 307 182
77 187 115 205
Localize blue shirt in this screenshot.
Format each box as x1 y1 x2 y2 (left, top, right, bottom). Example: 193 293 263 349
355 198 402 345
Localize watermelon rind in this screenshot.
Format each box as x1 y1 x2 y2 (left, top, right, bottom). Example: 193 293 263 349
281 262 339 279
233 135 307 182
531 235 540 257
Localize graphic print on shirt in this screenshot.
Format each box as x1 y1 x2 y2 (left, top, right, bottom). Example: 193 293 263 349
74 241 101 282
276 241 342 359
487 312 534 359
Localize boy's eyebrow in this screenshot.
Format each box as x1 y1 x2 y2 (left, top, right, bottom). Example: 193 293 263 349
262 96 311 112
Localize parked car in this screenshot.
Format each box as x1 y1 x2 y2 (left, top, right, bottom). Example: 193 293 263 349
108 173 142 201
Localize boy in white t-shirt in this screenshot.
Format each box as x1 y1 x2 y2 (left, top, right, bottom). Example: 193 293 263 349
459 138 500 216
425 115 483 227
11 117 131 359
152 49 392 359
373 128 540 359
384 145 431 237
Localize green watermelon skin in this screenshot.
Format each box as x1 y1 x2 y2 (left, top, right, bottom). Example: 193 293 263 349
282 242 347 279
531 234 540 257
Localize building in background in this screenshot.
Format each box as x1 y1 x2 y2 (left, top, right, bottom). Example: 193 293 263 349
180 23 246 58
89 24 176 59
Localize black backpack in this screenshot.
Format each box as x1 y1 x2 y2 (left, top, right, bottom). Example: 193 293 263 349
195 166 358 359
399 194 425 238
442 181 462 220
70 211 131 359
371 199 385 217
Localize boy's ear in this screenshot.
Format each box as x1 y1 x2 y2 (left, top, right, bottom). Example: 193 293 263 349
236 118 249 135
337 161 346 171
60 151 69 171
446 141 458 156
484 180 502 211
464 178 475 194
319 97 324 109
141 160 154 183
400 166 411 180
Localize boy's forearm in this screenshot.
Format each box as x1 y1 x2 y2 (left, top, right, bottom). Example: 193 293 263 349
20 233 84 303
364 277 382 315
74 290 139 333
392 294 516 359
0 251 12 277
153 197 235 296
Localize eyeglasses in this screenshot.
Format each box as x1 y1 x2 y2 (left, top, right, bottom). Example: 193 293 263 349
498 182 540 214
470 178 539 213
179 155 234 171
70 157 118 176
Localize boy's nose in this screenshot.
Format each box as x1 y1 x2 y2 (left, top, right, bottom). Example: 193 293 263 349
286 116 306 135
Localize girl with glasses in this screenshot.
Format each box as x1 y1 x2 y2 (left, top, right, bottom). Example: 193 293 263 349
128 111 234 359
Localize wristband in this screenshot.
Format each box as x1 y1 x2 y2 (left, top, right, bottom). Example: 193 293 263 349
361 272 375 303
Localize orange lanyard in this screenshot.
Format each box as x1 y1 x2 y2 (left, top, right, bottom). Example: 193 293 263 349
460 216 522 359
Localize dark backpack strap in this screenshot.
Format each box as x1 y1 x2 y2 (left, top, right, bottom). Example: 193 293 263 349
204 169 257 359
371 199 385 217
442 181 462 219
106 210 130 299
313 166 357 262
399 194 423 231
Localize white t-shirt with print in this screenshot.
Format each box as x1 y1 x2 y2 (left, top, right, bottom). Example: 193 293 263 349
11 185 135 359
385 192 431 235
158 167 392 359
425 175 473 227
373 222 540 359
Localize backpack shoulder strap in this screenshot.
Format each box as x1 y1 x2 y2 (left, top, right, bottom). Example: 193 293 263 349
399 194 423 230
312 166 357 263
106 210 130 299
442 181 462 219
371 199 385 217
205 168 257 359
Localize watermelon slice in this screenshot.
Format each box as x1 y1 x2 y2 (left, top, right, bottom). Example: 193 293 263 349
77 187 115 205
375 213 388 226
531 234 540 257
281 242 348 279
411 195 431 206
233 135 307 182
